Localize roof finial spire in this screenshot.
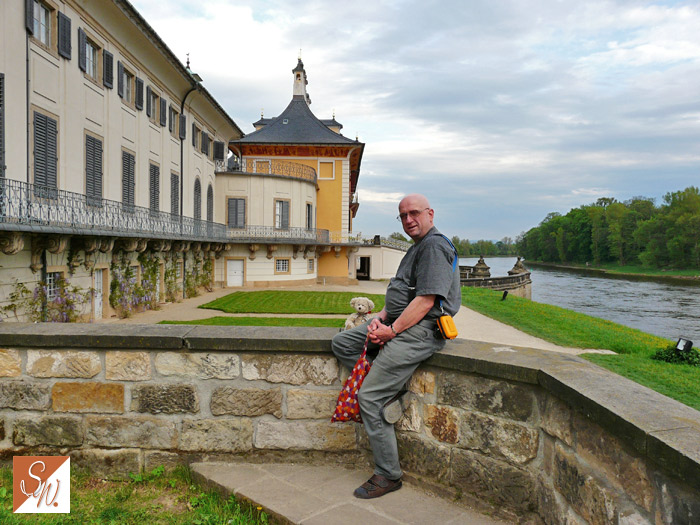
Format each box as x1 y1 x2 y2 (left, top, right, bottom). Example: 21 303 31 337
261 108 264 118
332 109 336 119
298 48 302 60
186 53 190 68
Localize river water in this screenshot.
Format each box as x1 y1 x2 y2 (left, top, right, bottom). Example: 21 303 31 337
460 257 700 343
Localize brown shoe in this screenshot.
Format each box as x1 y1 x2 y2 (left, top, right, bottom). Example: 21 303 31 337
353 474 402 499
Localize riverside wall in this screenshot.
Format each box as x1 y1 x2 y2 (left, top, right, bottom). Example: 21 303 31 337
0 324 698 524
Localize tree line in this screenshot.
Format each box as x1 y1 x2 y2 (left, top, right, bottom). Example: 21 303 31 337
389 233 518 257
516 186 700 269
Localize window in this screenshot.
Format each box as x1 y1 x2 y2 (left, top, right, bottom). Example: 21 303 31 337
146 86 161 124
193 178 201 220
117 63 135 104
85 133 103 205
122 149 135 211
275 199 289 229
33 111 58 195
207 184 213 222
169 106 180 138
227 198 245 228
171 172 179 216
45 271 62 301
78 28 101 82
308 258 315 273
275 258 290 274
306 203 313 230
31 1 53 48
192 123 201 150
149 163 160 213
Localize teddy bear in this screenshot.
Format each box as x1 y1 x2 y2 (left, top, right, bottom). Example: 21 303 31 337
344 297 375 331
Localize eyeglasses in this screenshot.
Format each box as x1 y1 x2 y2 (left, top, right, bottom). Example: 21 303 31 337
397 208 430 222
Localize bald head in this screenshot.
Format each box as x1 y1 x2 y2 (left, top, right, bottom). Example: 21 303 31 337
398 194 434 241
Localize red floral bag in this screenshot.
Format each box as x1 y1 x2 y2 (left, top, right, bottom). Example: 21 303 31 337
331 336 372 423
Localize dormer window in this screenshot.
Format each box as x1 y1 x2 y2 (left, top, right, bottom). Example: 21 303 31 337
283 119 289 124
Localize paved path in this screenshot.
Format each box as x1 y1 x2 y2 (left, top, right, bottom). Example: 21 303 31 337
191 462 512 525
106 280 608 355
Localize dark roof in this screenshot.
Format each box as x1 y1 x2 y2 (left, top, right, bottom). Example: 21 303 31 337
320 118 343 130
234 97 358 145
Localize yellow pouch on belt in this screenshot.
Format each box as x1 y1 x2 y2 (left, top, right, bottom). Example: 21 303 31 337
437 315 458 340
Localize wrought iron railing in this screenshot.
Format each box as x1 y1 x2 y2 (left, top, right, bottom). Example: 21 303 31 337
363 236 413 251
216 158 317 183
0 179 361 245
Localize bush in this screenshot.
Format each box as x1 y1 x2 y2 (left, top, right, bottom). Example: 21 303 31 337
651 345 700 367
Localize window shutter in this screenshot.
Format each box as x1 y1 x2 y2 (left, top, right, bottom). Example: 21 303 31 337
207 184 213 222
34 113 47 187
135 77 144 110
191 123 196 147
193 179 201 220
201 132 208 154
0 74 5 178
149 164 160 212
58 13 72 60
238 199 245 227
122 150 135 209
46 115 58 190
282 201 289 229
179 115 186 140
213 141 225 161
117 61 124 97
78 28 87 72
227 199 235 227
160 98 166 127
103 51 113 89
85 135 102 202
25 0 34 35
146 86 152 117
171 172 179 216
168 106 173 132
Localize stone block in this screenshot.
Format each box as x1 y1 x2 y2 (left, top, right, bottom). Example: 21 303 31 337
52 382 124 413
144 451 185 472
541 395 573 446
396 397 422 432
653 471 700 525
408 369 435 395
451 448 537 513
180 418 253 452
241 354 338 385
536 476 571 525
0 418 4 441
86 416 178 449
131 384 199 414
254 421 356 451
13 416 83 446
0 349 21 377
574 412 653 512
553 443 618 524
437 371 537 422
458 411 539 464
211 386 282 417
396 432 450 482
424 404 459 443
0 381 51 410
286 389 337 419
70 448 141 480
155 352 239 379
27 350 100 378
105 351 151 381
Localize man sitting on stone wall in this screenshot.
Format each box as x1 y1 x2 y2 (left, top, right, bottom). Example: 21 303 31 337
331 193 461 498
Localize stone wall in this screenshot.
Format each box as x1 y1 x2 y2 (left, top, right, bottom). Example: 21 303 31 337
0 324 698 524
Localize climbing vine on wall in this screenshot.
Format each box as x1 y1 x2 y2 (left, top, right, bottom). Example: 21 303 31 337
1 277 90 322
164 253 180 303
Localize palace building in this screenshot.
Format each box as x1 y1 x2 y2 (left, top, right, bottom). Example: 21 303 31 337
0 0 372 321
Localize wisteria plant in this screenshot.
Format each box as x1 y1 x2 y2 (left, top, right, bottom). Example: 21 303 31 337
1 277 91 323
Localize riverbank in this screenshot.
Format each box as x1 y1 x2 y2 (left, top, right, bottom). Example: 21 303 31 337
525 260 700 282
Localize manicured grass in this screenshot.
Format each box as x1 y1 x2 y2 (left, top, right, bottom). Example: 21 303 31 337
160 316 345 327
201 291 385 315
461 287 670 354
0 465 267 524
462 287 700 411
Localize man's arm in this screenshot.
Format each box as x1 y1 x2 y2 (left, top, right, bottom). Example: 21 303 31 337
368 294 435 345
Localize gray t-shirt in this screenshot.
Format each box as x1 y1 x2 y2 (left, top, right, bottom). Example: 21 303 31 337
384 227 461 322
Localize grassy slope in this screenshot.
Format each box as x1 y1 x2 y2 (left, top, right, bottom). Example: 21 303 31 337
462 287 700 411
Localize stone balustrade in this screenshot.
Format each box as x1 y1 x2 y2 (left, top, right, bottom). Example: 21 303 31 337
0 323 698 524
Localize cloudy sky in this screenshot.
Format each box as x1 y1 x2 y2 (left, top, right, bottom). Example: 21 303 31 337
131 0 700 241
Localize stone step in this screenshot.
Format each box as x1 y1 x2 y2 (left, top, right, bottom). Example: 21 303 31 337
190 461 513 524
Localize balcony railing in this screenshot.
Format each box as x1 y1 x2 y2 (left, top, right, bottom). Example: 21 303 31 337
216 158 317 183
0 179 361 246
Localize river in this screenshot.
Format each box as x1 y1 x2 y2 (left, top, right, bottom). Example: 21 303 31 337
459 257 700 343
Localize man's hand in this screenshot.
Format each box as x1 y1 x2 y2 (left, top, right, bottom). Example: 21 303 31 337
368 321 395 346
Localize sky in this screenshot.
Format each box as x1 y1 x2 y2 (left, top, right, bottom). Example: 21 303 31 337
131 0 700 241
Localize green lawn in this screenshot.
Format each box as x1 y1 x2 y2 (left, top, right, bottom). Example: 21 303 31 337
160 316 345 327
0 465 267 524
462 287 700 411
201 290 385 314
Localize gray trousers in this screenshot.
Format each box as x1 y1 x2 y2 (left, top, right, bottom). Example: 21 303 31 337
331 320 444 480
